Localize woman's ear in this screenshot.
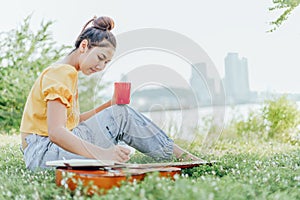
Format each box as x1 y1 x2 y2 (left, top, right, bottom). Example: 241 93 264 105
79 39 89 53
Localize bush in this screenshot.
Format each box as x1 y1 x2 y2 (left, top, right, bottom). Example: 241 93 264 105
232 95 300 143
263 96 300 140
0 15 111 134
0 15 69 134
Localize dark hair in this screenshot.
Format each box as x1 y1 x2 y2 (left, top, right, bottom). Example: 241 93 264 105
72 16 116 52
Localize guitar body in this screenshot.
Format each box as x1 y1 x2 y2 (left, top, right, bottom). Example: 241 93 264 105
56 166 181 195
52 160 212 195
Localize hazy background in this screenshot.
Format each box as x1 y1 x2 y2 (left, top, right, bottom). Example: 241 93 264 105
1 0 299 93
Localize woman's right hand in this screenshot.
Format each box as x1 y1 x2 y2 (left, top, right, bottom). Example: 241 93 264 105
102 145 131 163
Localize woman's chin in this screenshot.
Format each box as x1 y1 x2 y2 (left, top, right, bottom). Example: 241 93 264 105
82 70 92 76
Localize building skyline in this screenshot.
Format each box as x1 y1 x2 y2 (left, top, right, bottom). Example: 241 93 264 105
131 52 254 110
189 63 211 106
223 52 251 104
125 52 299 111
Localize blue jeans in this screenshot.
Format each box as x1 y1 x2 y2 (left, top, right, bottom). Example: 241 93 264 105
23 105 174 171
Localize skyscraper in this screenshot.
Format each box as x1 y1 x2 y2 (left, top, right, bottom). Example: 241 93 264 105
190 62 214 106
224 53 250 103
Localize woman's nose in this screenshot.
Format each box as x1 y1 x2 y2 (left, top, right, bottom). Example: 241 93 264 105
95 63 105 70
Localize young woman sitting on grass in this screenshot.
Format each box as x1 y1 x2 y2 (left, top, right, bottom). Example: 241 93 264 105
20 16 203 171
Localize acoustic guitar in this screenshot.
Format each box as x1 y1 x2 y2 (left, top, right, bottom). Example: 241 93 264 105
47 159 213 195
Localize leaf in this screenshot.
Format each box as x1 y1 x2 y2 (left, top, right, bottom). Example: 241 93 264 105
268 0 300 32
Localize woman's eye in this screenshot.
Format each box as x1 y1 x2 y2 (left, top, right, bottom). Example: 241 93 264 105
98 55 104 61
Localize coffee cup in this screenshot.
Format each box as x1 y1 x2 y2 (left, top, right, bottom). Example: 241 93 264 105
114 82 131 104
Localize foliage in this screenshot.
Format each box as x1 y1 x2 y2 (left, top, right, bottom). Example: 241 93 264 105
269 0 300 32
0 15 110 134
1 141 299 200
262 96 300 139
0 144 72 199
231 96 300 143
0 15 69 134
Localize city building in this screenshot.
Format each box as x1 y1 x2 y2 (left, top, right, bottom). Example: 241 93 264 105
189 62 211 106
224 52 250 104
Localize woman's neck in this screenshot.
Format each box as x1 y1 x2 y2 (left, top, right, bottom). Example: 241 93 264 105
60 51 80 71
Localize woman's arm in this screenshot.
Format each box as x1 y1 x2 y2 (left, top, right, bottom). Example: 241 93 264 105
47 99 130 162
79 100 112 122
79 91 117 122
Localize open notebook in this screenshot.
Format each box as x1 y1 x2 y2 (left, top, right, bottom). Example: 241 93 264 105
46 159 213 169
46 159 124 167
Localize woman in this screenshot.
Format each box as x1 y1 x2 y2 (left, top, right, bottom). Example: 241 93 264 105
20 16 202 171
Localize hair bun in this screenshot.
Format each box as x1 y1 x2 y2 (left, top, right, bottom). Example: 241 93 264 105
93 16 115 31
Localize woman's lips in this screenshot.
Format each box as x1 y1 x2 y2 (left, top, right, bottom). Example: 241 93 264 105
90 68 97 73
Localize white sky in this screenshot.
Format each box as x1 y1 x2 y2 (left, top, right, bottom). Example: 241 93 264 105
1 0 300 93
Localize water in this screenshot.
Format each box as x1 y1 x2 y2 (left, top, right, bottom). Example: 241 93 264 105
140 102 300 139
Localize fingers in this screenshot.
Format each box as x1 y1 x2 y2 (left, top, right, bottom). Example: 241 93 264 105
114 145 130 163
119 145 131 155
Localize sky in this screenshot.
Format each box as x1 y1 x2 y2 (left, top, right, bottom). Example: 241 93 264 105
1 0 300 93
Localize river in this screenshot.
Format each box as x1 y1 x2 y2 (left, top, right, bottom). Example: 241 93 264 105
140 102 300 139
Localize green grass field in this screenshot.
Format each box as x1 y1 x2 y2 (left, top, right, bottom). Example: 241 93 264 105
0 134 299 200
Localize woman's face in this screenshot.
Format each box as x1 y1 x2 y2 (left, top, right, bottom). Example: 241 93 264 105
78 41 115 75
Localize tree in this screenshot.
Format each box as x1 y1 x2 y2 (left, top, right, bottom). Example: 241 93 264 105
269 0 300 32
0 15 69 134
0 15 110 134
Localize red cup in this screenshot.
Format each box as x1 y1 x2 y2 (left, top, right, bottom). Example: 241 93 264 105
114 82 131 104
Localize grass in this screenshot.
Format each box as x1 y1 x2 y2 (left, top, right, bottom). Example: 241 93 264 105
0 134 299 200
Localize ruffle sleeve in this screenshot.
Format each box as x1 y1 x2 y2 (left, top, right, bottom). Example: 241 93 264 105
42 85 72 107
41 65 78 108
